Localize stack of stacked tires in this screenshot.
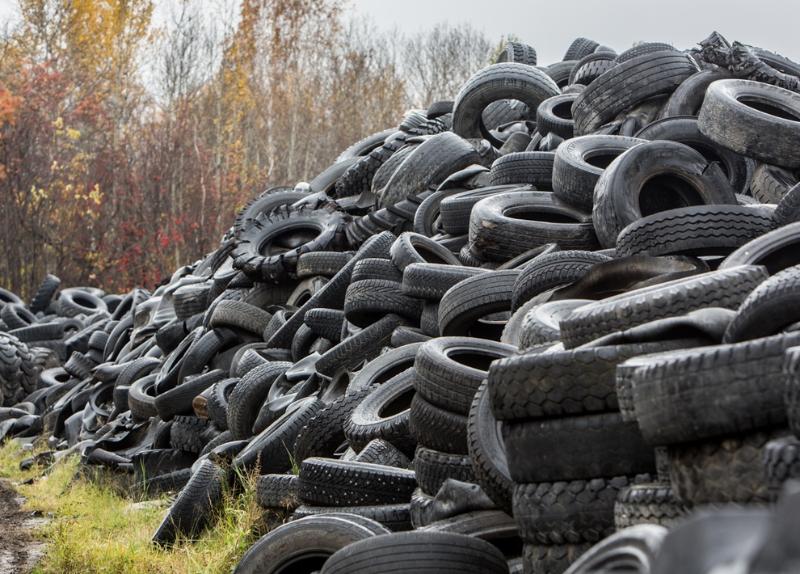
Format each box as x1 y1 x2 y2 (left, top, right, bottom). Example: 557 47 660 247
6 33 800 573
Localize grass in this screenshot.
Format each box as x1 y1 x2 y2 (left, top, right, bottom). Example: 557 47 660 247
0 439 277 574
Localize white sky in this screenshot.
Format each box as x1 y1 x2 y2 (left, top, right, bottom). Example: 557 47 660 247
1 0 798 64
347 0 800 64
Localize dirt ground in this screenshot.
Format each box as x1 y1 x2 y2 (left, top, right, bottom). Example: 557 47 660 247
0 480 45 574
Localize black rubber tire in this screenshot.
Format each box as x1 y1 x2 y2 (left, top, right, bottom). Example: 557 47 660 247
29 274 60 314
413 446 476 496
337 128 399 162
334 135 407 198
545 61 578 88
569 52 616 85
57 288 108 318
343 280 422 328
412 187 470 237
440 184 530 235
256 473 299 510
420 302 440 337
552 135 645 212
487 152 555 188
354 438 411 468
233 206 347 283
315 314 406 378
304 308 345 343
720 221 800 274
233 187 310 237
503 413 655 483
613 483 687 530
536 94 577 139
402 263 488 301
616 42 676 63
774 183 800 227
347 342 422 394
750 163 797 204
522 543 591 574
660 68 731 119
631 331 800 445
511 250 611 310
699 79 800 168
151 459 225 546
0 304 35 330
127 373 159 420
345 369 416 453
233 397 323 474
592 139 737 248
438 270 520 339
206 377 238 430
233 514 389 574
379 132 479 208
371 144 417 194
615 204 776 258
320 531 509 574
564 37 600 61
452 63 559 147
296 251 354 279
518 300 592 348
724 265 800 343
763 435 800 496
489 340 690 422
298 457 417 506
155 369 227 421
351 258 402 283
467 380 512 513
0 334 36 407
293 504 412 532
667 428 783 505
414 336 515 415
635 115 751 192
409 393 468 455
572 51 697 136
293 386 373 462
560 265 767 348
513 475 646 545
496 41 537 66
170 415 217 454
389 232 460 271
173 284 211 320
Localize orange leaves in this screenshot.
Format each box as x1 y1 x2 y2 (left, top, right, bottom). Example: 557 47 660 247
0 88 20 129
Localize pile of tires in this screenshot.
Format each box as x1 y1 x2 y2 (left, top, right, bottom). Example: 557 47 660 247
5 34 800 573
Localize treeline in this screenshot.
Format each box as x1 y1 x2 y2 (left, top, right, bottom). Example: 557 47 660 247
0 0 495 297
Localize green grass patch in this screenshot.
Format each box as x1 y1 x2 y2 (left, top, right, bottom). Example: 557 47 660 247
0 440 276 574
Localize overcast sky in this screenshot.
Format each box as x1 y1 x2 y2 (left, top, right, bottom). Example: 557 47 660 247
348 0 800 64
1 0 798 64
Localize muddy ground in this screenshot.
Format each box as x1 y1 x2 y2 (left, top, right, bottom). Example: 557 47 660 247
0 480 45 574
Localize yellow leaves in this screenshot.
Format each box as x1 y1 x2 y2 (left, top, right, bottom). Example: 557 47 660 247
88 183 103 206
52 117 79 141
29 185 48 208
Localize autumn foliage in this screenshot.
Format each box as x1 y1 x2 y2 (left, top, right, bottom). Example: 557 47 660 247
0 0 494 298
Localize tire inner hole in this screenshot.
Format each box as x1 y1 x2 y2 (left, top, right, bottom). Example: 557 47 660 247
738 96 800 121
639 174 703 216
505 207 577 223
260 226 319 255
584 150 622 169
552 100 574 120
379 385 415 418
448 349 504 371
414 243 451 265
374 361 413 386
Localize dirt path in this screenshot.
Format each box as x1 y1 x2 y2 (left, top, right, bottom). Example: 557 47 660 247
0 479 46 574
